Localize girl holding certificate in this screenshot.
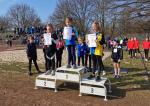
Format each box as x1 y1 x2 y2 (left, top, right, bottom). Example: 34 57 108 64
63 17 78 69
88 21 105 81
43 24 58 75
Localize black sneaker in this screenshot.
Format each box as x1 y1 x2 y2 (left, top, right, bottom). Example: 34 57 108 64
28 72 32 76
37 70 42 73
87 74 95 80
95 76 101 81
66 64 71 68
116 75 121 79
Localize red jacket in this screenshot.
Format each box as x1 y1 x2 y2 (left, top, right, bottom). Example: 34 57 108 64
133 40 139 49
128 40 134 49
142 41 150 49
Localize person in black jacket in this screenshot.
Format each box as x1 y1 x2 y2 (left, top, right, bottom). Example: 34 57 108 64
111 41 123 79
26 36 41 75
43 24 58 75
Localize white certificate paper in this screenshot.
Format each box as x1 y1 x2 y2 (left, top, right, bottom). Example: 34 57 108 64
63 27 72 40
44 33 52 45
87 34 97 47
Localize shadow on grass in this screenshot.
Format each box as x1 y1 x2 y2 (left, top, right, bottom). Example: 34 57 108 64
108 86 126 100
104 66 150 100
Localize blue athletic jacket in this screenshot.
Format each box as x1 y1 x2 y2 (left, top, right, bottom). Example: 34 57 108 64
65 26 78 45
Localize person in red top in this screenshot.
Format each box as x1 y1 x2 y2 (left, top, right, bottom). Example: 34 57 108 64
127 37 134 58
133 37 139 58
142 37 150 61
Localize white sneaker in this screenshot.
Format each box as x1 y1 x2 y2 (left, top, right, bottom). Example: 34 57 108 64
51 70 55 76
145 59 148 62
45 70 52 75
102 71 106 76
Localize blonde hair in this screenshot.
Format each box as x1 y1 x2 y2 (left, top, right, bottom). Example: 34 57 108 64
92 21 101 32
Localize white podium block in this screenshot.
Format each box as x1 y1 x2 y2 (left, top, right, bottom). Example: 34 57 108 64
79 77 111 101
35 73 62 91
55 66 85 92
55 66 85 83
56 72 79 82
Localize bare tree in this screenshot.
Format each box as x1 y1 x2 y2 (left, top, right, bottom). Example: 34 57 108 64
49 0 150 36
49 0 94 33
0 16 10 32
7 3 41 28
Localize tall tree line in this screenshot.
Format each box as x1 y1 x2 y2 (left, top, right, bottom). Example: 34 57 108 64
49 0 150 36
0 3 41 33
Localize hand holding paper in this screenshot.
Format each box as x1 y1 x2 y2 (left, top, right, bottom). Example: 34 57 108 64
87 34 97 47
44 33 52 45
63 27 72 40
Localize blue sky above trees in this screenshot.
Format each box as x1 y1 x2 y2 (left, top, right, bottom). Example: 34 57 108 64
0 0 57 22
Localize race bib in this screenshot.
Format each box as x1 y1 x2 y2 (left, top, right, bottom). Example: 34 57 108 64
113 48 117 53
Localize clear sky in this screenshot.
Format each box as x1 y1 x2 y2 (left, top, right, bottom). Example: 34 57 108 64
0 0 57 22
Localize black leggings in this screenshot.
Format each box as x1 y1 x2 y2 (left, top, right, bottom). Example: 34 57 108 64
78 56 84 66
144 49 149 59
67 45 76 65
129 49 133 57
46 58 55 70
92 54 103 76
29 58 39 72
56 49 63 68
43 48 48 70
85 54 92 69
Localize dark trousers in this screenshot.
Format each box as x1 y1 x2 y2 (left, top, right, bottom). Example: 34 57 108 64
144 49 149 59
133 49 139 57
56 49 63 68
101 60 105 71
85 54 92 69
29 58 39 72
46 58 55 70
43 48 48 71
78 56 84 66
67 45 76 65
92 54 103 76
45 48 55 71
129 49 133 57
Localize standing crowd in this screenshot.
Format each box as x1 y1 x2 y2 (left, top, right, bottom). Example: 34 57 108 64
26 17 150 81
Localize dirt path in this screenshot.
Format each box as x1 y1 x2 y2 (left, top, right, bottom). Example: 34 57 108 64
0 49 111 64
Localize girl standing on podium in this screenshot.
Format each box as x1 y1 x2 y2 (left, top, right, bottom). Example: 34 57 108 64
88 21 105 81
63 17 78 69
42 24 58 75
